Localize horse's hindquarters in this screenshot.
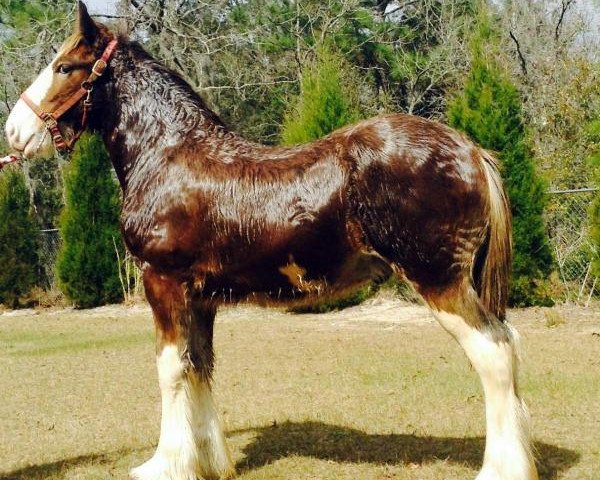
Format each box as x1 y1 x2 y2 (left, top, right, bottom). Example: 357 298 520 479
347 116 490 291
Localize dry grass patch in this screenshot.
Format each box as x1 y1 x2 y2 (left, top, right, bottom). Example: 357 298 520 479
0 299 597 479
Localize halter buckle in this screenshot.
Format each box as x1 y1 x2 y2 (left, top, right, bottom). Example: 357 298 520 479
42 115 58 129
92 59 107 77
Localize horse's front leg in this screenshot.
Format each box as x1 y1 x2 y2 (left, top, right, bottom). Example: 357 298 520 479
131 268 234 480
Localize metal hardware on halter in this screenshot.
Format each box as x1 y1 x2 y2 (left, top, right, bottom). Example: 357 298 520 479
92 59 107 77
42 114 58 129
19 39 118 154
82 82 94 107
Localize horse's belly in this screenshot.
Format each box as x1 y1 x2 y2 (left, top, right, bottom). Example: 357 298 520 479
199 249 393 305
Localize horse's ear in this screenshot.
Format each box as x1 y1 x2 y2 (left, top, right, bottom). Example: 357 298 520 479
76 1 98 43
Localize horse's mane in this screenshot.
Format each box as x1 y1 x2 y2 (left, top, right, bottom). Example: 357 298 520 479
117 35 227 129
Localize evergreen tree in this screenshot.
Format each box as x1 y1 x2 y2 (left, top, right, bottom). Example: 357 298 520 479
28 156 63 229
281 46 362 145
588 120 600 277
447 20 554 306
57 133 124 308
0 167 39 308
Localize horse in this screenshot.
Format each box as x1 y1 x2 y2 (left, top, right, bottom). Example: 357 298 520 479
4 3 538 480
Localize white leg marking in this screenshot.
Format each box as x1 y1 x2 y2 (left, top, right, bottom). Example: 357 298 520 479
433 310 537 480
131 345 234 480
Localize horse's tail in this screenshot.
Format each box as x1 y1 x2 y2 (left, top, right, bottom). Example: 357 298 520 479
477 149 513 321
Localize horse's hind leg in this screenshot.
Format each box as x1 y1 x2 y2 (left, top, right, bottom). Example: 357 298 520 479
422 281 537 480
130 267 234 480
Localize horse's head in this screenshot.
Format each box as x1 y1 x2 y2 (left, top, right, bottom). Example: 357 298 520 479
5 2 115 159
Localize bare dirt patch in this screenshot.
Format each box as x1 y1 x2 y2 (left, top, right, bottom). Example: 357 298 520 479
0 294 598 479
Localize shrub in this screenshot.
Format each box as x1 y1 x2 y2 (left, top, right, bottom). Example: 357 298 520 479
447 19 554 307
588 120 600 278
57 133 124 308
281 46 362 145
292 285 380 314
0 167 39 308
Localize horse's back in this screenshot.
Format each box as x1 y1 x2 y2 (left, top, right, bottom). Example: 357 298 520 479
342 114 491 290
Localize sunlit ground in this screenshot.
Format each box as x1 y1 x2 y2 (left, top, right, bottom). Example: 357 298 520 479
0 295 597 479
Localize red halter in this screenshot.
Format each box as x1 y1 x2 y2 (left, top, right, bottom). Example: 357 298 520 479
20 40 118 154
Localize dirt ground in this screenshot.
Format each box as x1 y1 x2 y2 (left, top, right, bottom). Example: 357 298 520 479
0 293 598 479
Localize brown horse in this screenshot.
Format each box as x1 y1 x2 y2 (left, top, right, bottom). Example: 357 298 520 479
5 3 537 480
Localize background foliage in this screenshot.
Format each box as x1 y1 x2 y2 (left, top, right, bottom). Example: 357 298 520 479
448 18 554 306
588 120 600 277
56 133 123 308
0 0 598 308
0 166 39 308
281 45 362 145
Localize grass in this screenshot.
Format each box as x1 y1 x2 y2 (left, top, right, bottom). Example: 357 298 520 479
543 308 567 328
0 331 151 357
0 300 598 479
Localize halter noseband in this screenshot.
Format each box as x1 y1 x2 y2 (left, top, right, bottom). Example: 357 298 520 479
20 40 118 154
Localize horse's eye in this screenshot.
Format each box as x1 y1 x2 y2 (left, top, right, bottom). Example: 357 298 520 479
57 64 73 75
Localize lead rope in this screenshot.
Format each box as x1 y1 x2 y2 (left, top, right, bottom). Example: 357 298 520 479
0 123 49 170
0 154 20 169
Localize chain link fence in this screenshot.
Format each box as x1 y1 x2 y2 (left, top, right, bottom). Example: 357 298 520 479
35 229 144 304
38 228 60 289
545 187 598 305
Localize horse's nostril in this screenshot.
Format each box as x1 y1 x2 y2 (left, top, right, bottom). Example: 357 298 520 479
5 122 26 151
5 122 15 139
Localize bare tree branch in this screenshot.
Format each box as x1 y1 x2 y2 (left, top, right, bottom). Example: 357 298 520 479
2 83 12 114
200 79 298 92
384 1 419 18
509 30 528 76
91 14 130 20
555 0 575 43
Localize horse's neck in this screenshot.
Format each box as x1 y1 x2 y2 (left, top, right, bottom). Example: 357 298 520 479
102 51 232 189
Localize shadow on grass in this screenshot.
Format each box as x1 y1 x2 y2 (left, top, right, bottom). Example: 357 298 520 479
0 422 579 480
0 452 108 480
235 421 580 480
0 447 150 480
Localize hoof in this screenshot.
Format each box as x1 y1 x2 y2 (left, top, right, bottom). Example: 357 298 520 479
475 465 538 480
130 457 163 480
129 455 236 480
129 456 178 480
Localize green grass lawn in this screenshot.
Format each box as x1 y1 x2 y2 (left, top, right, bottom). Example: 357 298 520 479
0 300 598 479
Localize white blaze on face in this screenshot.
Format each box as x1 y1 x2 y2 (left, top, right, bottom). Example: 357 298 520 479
5 59 57 158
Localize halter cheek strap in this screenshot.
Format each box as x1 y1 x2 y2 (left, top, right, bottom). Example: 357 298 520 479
20 39 118 153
